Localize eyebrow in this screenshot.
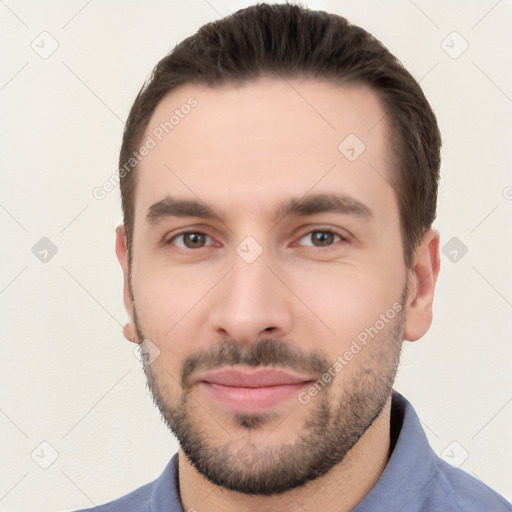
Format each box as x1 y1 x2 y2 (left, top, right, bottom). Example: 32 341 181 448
274 193 372 220
146 193 372 225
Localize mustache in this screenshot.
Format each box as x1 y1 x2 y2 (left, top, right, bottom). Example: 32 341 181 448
180 338 330 390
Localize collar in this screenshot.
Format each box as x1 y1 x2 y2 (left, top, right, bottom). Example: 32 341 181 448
352 391 438 511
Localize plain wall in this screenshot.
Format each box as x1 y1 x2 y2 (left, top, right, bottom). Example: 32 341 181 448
0 1 511 510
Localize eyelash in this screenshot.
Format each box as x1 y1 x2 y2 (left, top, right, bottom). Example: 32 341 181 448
165 228 348 250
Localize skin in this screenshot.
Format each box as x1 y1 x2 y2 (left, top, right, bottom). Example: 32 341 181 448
116 78 440 512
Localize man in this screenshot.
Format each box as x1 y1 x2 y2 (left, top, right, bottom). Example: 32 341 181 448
78 3 510 511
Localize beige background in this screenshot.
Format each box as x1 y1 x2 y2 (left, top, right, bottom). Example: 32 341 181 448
1 0 511 510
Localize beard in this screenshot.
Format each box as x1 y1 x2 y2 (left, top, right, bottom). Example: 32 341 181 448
133 288 407 496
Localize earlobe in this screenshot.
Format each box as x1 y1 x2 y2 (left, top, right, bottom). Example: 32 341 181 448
404 229 440 342
115 224 136 337
123 322 139 344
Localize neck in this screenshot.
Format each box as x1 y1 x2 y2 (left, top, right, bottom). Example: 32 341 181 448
178 397 392 512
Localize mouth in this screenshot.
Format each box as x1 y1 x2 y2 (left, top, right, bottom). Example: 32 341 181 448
194 366 315 413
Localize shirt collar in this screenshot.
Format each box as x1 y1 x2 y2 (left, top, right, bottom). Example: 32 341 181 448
352 391 438 511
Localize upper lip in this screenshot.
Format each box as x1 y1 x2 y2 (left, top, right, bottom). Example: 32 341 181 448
194 367 314 388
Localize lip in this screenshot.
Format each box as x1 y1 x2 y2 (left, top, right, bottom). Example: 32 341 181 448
194 366 314 387
194 367 314 413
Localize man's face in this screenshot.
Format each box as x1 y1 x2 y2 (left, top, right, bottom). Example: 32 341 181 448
118 78 421 495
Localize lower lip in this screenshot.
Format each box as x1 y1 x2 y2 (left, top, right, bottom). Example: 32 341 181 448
199 382 311 413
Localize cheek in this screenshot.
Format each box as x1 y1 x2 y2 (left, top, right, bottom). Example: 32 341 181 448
132 258 225 354
131 261 190 341
294 267 405 399
289 263 404 354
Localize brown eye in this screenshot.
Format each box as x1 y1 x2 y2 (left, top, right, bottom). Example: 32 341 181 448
298 230 341 247
312 231 335 246
171 232 210 249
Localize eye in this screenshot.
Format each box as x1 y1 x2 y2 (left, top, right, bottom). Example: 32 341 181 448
297 230 342 247
169 231 213 249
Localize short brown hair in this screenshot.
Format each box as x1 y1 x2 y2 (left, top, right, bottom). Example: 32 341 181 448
119 3 441 267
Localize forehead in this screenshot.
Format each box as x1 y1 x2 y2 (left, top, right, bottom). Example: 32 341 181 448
135 78 396 223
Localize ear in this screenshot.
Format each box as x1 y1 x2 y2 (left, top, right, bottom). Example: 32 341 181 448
115 224 138 344
404 229 440 342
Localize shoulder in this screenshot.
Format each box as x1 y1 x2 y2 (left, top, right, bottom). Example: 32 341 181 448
380 393 511 512
432 458 511 512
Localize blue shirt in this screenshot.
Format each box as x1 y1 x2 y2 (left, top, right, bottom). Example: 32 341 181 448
75 392 511 511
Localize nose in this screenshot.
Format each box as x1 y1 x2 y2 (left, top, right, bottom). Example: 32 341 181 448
208 251 294 344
